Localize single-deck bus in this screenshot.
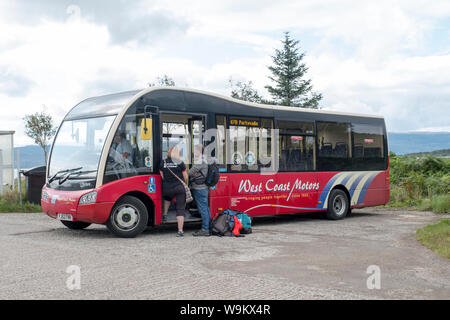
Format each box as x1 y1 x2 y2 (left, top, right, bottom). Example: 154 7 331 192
42 87 390 237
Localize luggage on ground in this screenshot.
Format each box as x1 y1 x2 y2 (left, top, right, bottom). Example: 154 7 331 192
236 212 252 234
210 209 251 237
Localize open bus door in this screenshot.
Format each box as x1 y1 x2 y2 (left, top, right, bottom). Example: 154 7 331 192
160 112 206 223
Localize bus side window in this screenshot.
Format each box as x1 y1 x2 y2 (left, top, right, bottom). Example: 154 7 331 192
228 117 273 172
351 123 385 170
316 121 352 171
277 120 315 172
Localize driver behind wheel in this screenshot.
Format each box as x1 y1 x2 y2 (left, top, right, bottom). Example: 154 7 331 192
110 130 133 166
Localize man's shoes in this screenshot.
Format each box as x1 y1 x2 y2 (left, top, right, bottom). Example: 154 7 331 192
176 231 184 237
193 229 210 237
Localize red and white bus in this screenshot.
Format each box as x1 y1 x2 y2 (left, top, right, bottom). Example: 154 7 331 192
42 87 389 237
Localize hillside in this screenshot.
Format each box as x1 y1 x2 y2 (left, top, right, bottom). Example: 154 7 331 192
405 149 450 157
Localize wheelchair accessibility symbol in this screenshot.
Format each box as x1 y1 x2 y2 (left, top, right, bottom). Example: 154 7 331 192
148 177 156 193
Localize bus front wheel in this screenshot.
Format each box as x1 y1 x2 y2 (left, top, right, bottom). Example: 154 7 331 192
326 189 349 220
106 196 148 238
61 220 91 230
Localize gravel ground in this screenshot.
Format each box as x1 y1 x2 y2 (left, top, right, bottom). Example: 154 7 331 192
0 208 449 300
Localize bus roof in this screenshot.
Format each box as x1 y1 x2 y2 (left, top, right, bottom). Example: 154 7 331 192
64 87 384 121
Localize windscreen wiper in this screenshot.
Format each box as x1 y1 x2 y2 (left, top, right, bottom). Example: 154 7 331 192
48 167 83 183
58 170 97 185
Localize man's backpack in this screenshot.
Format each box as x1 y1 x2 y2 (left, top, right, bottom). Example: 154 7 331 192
204 161 220 187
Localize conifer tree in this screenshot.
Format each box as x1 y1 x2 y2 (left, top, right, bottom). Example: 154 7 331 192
265 32 322 108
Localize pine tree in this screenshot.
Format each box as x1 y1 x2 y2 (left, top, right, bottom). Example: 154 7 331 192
265 32 322 108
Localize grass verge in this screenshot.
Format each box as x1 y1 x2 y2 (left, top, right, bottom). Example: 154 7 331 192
416 219 450 259
0 190 42 213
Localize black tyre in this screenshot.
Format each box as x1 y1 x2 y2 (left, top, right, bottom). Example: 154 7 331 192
106 196 148 238
61 220 91 230
325 189 349 220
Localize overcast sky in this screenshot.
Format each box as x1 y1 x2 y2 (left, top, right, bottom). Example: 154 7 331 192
0 0 449 146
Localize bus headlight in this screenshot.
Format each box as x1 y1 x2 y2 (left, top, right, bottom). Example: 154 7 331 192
79 191 97 205
42 190 49 202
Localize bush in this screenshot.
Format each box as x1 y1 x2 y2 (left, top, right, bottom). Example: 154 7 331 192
418 198 432 211
388 154 450 213
432 194 450 213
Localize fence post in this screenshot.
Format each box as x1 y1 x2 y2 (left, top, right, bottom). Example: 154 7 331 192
0 149 3 195
16 149 22 205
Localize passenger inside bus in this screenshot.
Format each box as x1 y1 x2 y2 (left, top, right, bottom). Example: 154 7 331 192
110 130 133 165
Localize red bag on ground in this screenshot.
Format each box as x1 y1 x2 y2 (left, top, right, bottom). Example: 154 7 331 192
232 216 243 236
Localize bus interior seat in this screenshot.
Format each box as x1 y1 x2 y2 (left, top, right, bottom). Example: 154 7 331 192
364 147 381 158
354 144 363 157
288 149 301 170
320 144 332 156
280 149 289 170
334 143 348 157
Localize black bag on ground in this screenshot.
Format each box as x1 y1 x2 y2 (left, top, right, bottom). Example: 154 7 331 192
210 212 233 236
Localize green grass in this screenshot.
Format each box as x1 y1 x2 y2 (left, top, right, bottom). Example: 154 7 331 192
0 189 42 213
416 219 450 259
432 194 450 213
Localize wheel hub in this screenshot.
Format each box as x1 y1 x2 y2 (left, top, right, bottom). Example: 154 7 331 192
333 194 346 216
115 205 139 229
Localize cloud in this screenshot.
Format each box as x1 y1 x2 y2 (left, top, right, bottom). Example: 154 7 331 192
0 0 190 45
0 67 35 97
0 0 449 147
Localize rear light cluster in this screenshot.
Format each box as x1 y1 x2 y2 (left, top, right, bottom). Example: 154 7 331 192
79 191 97 205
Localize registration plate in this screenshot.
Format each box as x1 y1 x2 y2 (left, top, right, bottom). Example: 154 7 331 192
57 213 73 221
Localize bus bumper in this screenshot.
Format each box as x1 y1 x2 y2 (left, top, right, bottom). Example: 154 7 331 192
41 186 114 224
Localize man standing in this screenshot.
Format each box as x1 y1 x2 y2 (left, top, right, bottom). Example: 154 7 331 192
189 144 211 237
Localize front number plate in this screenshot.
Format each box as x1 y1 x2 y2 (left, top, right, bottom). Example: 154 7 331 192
57 213 73 221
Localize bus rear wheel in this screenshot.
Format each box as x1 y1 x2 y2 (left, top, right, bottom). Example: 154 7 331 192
61 221 91 230
106 196 148 238
326 189 349 220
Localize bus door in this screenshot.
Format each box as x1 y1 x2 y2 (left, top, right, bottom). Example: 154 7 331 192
160 113 205 221
161 113 205 167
